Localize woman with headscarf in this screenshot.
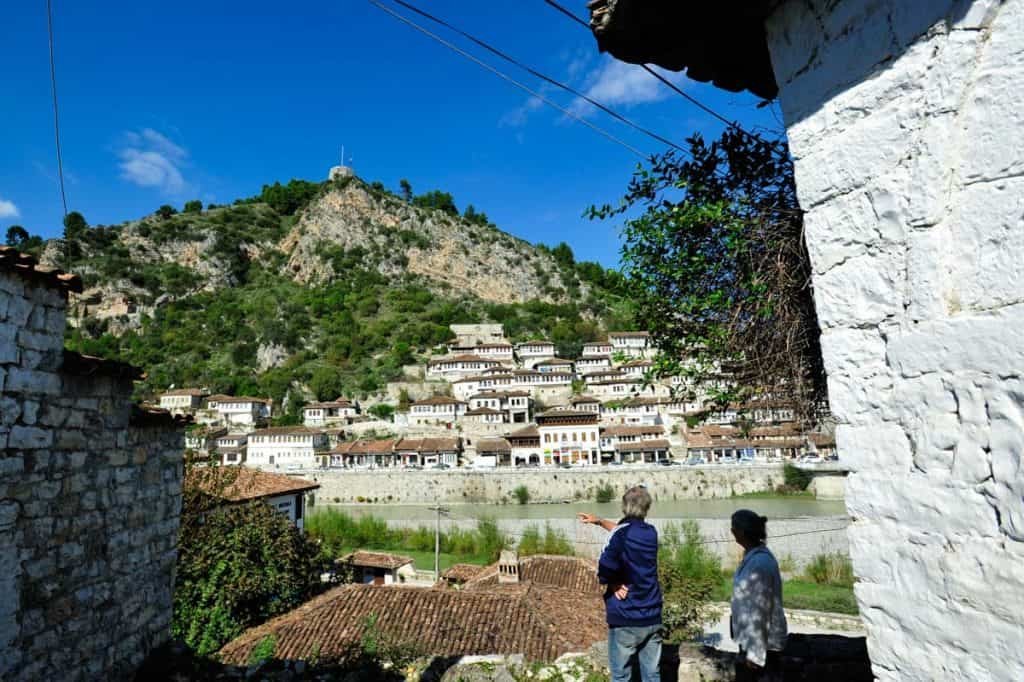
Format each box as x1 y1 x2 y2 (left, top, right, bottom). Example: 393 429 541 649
730 509 788 681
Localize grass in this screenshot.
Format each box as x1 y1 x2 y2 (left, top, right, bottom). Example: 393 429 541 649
334 546 490 573
714 572 859 616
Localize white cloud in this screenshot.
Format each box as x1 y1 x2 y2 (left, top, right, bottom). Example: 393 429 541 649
117 128 189 194
500 94 545 128
570 59 683 116
0 198 19 219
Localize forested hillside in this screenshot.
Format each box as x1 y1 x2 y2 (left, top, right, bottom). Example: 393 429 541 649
11 175 635 417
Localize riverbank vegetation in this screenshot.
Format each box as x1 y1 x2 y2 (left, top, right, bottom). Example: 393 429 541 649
713 551 858 615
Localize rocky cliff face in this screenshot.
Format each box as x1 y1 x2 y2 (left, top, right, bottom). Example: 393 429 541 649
62 178 583 332
284 182 577 304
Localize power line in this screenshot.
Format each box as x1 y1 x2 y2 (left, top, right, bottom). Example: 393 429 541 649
381 0 691 157
367 0 648 159
46 0 68 219
541 0 767 146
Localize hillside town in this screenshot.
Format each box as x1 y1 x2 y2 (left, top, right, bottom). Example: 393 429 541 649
166 322 835 472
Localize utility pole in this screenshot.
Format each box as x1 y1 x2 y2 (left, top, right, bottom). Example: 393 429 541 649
428 506 449 581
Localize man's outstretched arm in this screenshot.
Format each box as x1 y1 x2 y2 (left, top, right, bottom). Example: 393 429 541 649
577 512 618 532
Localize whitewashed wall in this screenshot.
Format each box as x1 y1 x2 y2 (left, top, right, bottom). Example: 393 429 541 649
766 1 1024 679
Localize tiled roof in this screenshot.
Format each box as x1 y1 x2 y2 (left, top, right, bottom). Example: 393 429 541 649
441 563 486 582
577 354 611 360
429 354 498 365
620 359 653 367
601 425 665 437
206 394 271 404
507 425 540 439
340 551 414 570
474 343 513 349
476 438 511 454
411 395 465 406
464 555 601 595
0 245 83 293
189 466 319 502
333 439 399 455
395 437 460 453
608 331 650 338
588 379 640 386
570 395 601 404
617 439 671 452
305 399 355 409
161 387 207 397
537 408 596 419
536 358 574 365
219 582 606 664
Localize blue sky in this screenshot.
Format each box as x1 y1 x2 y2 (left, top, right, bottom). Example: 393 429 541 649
1 0 782 266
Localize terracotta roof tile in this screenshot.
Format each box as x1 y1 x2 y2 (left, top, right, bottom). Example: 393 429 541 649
617 439 671 452
476 438 511 453
440 563 486 582
411 396 466 406
601 425 665 437
188 466 318 502
507 425 539 439
250 426 324 437
340 551 414 570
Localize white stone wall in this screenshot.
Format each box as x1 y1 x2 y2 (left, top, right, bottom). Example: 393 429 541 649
766 1 1024 679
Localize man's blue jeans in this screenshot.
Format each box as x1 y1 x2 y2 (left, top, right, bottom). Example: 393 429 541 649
608 624 662 682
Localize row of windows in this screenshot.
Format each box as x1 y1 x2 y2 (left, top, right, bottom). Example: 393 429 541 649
542 431 597 444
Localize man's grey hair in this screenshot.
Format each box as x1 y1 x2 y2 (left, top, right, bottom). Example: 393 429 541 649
622 486 652 519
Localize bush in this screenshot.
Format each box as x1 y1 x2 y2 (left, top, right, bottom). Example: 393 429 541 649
512 485 531 505
595 483 615 504
783 463 813 491
518 523 573 556
804 552 854 588
658 521 722 642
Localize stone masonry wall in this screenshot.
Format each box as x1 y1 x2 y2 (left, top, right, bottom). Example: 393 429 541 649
1 270 184 681
308 464 784 504
766 1 1024 679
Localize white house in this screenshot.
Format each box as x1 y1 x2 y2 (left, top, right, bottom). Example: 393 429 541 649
515 340 556 365
329 439 399 468
600 424 667 463
340 551 416 585
536 409 601 466
189 466 319 531
619 359 654 379
426 354 501 380
534 358 575 374
408 396 468 426
205 395 272 428
609 331 651 358
569 395 602 415
472 343 515 364
576 355 612 373
468 391 532 424
589 378 641 399
581 341 613 357
464 406 505 425
395 437 461 467
601 397 662 425
215 433 248 464
582 368 628 385
159 388 207 415
246 427 328 470
184 426 227 454
506 425 542 466
303 398 359 427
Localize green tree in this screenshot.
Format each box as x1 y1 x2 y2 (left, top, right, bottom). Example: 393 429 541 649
658 521 722 642
463 204 490 227
399 179 412 203
368 404 395 421
412 190 458 216
63 211 88 240
173 465 322 656
590 129 826 423
260 179 321 216
550 241 575 268
4 225 29 247
308 365 344 402
184 199 203 213
157 204 177 220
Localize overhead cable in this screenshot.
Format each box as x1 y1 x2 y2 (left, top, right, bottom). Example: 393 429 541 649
382 0 691 157
46 0 69 218
542 0 769 146
367 0 648 159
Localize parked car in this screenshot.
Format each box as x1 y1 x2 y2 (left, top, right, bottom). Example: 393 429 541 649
739 454 756 465
800 455 823 463
685 456 705 466
658 459 678 466
719 455 737 465
432 463 451 470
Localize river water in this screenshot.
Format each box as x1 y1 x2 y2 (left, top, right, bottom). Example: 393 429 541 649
321 496 847 522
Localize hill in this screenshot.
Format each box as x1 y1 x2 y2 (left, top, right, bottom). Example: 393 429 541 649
38 175 634 417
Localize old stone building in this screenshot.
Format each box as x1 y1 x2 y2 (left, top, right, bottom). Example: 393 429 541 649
0 247 186 680
589 1 1024 678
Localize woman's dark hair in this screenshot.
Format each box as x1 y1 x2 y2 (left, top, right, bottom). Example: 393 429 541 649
731 509 768 543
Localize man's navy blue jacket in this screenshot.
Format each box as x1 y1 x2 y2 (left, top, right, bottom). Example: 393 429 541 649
597 517 663 627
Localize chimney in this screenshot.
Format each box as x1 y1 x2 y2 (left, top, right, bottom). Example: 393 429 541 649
498 550 519 584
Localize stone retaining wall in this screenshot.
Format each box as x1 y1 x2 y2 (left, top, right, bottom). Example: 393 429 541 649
307 464 785 504
1 269 184 681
